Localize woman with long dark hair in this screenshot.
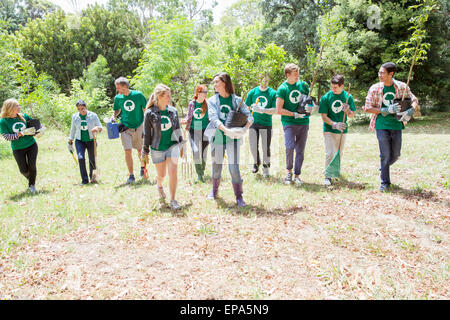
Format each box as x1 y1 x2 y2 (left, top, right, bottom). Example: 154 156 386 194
180 84 210 183
205 72 253 207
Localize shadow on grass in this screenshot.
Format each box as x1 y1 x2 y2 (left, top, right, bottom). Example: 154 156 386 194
388 185 448 205
332 177 369 190
8 189 51 201
214 197 302 218
158 200 193 217
114 178 157 190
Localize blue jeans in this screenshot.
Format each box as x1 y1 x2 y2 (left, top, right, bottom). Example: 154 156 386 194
211 140 242 184
75 140 96 183
283 125 309 175
376 129 402 186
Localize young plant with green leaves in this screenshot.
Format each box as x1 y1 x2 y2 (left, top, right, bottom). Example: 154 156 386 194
397 0 438 109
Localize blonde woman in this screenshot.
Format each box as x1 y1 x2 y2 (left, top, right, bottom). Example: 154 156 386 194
141 84 184 210
0 99 43 193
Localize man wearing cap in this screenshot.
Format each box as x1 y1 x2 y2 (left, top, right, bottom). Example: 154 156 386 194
111 77 147 184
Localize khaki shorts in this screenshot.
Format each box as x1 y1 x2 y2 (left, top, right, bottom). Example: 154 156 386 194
120 124 143 150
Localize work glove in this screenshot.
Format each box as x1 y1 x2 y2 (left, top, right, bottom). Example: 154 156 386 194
252 104 265 114
224 127 246 139
397 107 415 122
343 103 352 115
332 122 347 131
34 126 46 138
381 103 400 116
293 112 306 119
22 127 36 136
305 104 314 114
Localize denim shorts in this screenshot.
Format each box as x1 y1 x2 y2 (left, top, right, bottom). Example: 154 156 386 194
150 144 180 164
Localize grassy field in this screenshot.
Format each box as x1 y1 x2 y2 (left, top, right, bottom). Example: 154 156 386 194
0 112 449 299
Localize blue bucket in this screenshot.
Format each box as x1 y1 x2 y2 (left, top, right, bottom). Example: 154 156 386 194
107 122 119 139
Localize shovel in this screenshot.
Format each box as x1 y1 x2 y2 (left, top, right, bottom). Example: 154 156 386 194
90 132 99 182
181 131 192 180
68 143 78 165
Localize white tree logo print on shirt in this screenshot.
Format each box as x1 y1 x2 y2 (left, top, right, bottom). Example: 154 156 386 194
12 122 26 133
80 121 88 131
383 92 396 107
160 116 172 131
220 105 231 120
193 108 204 120
289 90 301 104
331 100 344 114
256 96 268 108
124 100 135 112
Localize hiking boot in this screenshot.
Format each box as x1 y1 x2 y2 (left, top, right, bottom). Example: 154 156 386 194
126 174 135 185
324 177 332 186
29 185 37 194
157 185 166 199
284 172 293 185
294 176 303 186
170 199 181 210
380 183 391 192
207 178 220 200
252 164 259 173
232 183 246 208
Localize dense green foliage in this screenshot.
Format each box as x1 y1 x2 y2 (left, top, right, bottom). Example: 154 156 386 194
0 0 447 132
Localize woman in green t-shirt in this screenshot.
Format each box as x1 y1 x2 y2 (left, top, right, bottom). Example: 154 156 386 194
141 84 184 211
68 100 103 185
0 98 41 193
180 84 210 183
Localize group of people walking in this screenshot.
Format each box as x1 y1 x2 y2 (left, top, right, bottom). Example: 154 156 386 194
0 61 419 209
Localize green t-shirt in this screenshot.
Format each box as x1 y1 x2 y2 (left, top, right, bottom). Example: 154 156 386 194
319 90 356 134
113 90 147 129
79 114 93 142
245 86 276 127
190 101 209 130
375 85 404 130
0 113 36 151
276 80 310 126
213 95 237 145
151 108 177 151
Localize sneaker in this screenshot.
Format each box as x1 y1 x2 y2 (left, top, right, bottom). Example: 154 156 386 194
284 172 293 185
157 186 166 199
170 199 181 210
262 167 269 177
294 176 303 186
29 185 37 194
140 167 145 177
126 174 135 185
252 164 259 173
324 177 332 186
380 183 391 192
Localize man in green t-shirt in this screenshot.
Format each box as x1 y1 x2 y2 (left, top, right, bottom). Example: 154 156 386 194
319 75 356 186
246 74 277 177
111 77 147 184
364 62 419 192
276 63 314 185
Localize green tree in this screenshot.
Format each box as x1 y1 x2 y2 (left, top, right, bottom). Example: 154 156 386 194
0 0 59 33
132 16 195 113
